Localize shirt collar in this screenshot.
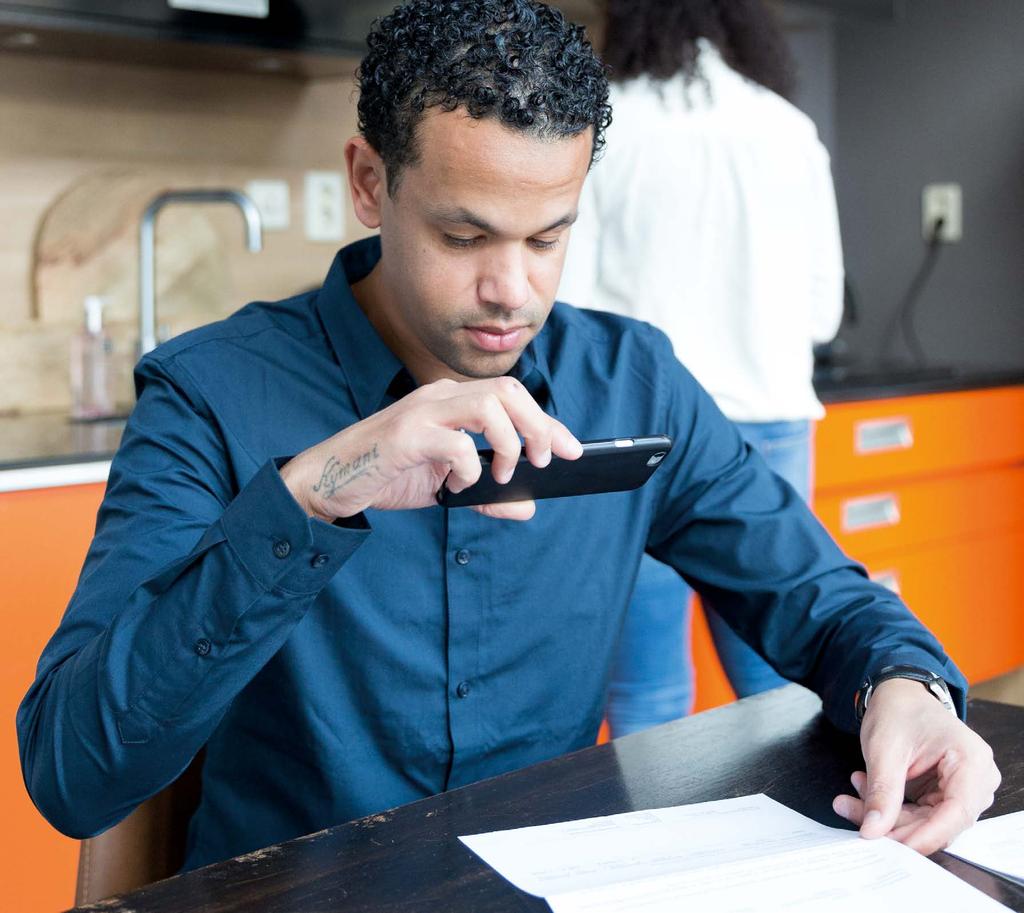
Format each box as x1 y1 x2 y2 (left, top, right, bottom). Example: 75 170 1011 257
314 236 556 417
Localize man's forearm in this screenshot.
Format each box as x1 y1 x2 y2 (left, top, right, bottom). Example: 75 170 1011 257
17 459 368 839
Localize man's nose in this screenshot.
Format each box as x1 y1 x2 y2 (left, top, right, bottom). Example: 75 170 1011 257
477 245 531 312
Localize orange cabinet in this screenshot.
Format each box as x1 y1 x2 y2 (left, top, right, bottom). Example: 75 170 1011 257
815 465 1024 558
815 387 1024 489
693 385 1024 712
1 481 105 912
815 385 1024 685
864 531 1024 683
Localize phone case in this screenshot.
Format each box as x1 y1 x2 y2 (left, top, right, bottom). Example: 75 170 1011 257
436 435 673 508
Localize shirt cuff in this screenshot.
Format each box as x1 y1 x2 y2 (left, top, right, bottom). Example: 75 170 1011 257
220 458 370 595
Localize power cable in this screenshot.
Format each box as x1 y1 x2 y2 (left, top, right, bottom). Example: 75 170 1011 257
881 216 946 367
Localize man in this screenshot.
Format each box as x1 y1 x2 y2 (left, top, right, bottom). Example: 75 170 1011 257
19 0 997 874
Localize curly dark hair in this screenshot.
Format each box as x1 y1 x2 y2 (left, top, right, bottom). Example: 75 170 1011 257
357 0 612 194
601 0 796 101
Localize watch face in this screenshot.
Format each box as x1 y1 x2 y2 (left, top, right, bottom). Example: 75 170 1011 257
926 678 956 714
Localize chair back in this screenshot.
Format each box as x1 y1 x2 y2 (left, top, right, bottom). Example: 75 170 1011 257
74 756 203 906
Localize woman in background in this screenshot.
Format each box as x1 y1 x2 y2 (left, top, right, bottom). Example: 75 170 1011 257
559 0 844 735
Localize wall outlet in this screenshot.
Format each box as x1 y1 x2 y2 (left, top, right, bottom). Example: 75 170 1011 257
245 179 290 231
922 183 962 242
304 171 346 243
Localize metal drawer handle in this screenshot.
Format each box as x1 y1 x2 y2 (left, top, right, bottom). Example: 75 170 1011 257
870 570 902 595
855 417 914 454
842 494 901 532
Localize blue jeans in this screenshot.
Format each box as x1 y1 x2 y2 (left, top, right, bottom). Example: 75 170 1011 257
605 419 812 737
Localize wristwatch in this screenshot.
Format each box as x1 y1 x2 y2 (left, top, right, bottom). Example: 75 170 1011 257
854 664 957 723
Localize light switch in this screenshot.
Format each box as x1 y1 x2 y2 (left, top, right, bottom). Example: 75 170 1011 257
304 171 346 243
245 180 291 231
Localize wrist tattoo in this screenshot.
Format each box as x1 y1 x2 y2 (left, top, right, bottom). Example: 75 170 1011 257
312 443 380 499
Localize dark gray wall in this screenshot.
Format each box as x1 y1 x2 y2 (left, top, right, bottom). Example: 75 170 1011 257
832 0 1024 369
780 4 838 155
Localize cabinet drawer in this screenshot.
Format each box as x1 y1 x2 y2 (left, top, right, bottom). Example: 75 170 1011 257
816 386 1024 491
815 465 1024 558
0 484 104 913
863 530 1024 684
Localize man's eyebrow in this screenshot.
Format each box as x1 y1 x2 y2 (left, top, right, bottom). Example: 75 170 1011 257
427 207 578 236
536 213 579 233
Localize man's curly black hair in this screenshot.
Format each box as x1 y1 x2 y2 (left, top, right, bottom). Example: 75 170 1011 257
357 0 612 194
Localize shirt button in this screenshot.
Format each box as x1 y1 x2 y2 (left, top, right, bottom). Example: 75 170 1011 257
273 540 291 559
454 548 471 566
311 553 330 569
456 681 471 698
194 638 212 657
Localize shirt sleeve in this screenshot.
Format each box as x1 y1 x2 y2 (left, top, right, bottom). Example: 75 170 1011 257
17 354 371 839
644 328 966 732
808 141 845 345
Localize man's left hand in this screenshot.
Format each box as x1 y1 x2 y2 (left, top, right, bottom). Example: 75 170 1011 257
831 677 1001 855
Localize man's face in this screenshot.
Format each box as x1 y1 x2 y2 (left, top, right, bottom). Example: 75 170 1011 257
373 109 592 381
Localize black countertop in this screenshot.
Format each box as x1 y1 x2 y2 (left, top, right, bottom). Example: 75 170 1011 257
4 365 1023 474
0 414 126 473
814 363 1024 403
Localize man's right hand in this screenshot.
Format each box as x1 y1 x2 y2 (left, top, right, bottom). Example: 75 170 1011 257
280 376 583 523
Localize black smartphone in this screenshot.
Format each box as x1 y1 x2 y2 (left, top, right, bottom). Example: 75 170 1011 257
436 435 673 508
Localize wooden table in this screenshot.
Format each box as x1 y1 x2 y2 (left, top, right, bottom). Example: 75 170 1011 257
70 686 1024 912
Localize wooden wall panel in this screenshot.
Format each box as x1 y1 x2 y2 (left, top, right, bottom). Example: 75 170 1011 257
0 51 370 416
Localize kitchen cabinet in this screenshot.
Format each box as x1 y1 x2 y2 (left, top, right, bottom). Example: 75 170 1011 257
692 384 1024 711
1 480 105 912
814 385 1024 683
0 0 374 76
0 1 600 76
0 0 369 53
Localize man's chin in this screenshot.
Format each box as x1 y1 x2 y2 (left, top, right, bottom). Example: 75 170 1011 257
447 348 526 381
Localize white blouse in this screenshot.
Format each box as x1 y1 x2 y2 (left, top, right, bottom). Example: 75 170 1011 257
559 42 844 422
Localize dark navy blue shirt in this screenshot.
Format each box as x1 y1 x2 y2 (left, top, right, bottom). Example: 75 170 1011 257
18 237 965 870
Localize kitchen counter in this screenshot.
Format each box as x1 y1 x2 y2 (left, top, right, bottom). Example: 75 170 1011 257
814 363 1024 403
0 413 125 470
3 365 1024 490
0 413 124 492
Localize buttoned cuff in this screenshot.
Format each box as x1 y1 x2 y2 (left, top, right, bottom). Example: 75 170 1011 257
220 458 370 595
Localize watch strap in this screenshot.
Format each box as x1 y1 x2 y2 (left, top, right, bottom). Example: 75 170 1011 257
855 664 956 722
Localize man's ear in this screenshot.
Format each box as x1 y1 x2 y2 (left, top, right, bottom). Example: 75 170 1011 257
344 136 387 230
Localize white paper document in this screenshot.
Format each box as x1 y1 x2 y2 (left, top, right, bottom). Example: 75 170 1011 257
947 810 1024 885
459 794 1009 912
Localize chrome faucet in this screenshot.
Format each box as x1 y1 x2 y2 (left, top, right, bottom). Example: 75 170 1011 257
138 189 263 356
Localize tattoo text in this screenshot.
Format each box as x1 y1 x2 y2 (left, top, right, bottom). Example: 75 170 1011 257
312 444 380 498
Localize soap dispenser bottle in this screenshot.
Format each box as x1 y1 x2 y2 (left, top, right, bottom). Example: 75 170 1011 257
70 295 116 421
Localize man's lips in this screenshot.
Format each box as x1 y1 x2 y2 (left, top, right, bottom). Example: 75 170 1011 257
465 325 529 353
